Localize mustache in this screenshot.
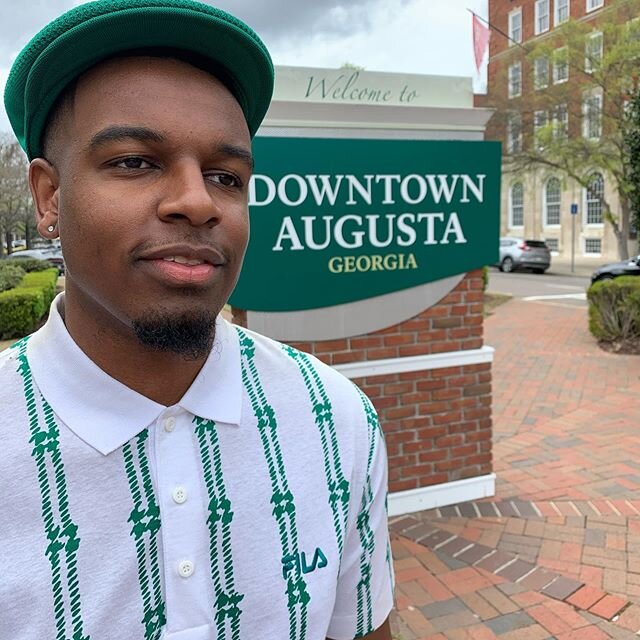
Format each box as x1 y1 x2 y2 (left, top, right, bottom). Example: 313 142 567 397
133 238 231 263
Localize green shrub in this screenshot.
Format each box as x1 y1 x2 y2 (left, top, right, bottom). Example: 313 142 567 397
3 258 51 272
0 264 26 292
22 269 58 307
482 265 489 292
0 268 58 338
587 276 640 341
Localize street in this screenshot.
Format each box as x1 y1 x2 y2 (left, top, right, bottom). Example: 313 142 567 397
487 267 591 307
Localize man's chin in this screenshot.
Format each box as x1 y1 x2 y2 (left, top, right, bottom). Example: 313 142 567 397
131 308 218 360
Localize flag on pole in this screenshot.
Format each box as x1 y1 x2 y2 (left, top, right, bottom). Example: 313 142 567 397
472 13 491 73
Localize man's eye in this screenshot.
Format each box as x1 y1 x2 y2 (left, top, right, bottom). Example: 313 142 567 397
114 157 153 169
207 173 241 188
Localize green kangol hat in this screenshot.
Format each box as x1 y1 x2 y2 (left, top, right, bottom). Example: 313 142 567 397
4 0 275 159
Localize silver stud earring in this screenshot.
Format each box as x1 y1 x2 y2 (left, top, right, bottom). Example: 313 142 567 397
47 225 55 232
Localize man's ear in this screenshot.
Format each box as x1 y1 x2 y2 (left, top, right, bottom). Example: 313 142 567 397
29 158 60 239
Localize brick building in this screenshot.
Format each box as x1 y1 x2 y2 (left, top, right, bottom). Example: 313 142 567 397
483 0 640 265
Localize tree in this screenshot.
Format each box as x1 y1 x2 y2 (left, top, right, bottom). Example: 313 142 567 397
487 0 640 260
624 86 640 235
0 135 32 256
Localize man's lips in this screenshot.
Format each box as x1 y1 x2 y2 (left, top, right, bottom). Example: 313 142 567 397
146 258 216 284
136 244 225 285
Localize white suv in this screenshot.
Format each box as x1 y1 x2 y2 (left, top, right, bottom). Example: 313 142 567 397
498 237 551 274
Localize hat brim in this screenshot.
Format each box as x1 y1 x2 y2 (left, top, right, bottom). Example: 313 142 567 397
5 2 274 159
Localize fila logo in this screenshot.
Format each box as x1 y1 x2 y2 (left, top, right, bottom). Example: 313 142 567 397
281 548 328 578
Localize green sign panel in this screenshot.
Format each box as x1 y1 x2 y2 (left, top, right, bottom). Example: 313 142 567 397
230 137 501 312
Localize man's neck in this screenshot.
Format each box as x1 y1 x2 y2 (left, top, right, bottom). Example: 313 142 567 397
61 290 211 406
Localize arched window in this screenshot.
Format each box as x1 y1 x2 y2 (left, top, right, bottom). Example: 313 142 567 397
509 182 524 227
585 173 604 225
544 177 561 226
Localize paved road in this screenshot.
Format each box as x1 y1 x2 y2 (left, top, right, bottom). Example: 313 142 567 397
487 268 591 306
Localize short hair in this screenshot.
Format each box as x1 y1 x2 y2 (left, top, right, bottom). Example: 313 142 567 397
41 79 77 161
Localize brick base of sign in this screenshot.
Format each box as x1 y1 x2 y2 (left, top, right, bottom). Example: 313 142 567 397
231 269 493 504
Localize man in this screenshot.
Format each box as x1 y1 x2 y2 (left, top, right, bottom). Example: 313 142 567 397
0 1 393 639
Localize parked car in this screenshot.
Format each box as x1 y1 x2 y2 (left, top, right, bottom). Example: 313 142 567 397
590 255 640 284
497 237 551 274
4 248 65 274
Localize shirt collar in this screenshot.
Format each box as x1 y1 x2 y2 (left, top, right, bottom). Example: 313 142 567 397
27 293 243 456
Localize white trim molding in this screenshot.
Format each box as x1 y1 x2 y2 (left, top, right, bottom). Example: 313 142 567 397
334 346 494 379
388 473 496 516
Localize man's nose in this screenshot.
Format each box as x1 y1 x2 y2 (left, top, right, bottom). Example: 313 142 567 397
157 161 221 227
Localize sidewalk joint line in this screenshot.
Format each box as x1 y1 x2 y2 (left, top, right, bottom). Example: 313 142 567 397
510 500 522 517
624 499 640 515
606 500 622 516
433 535 457 551
515 567 539 583
549 501 562 516
452 543 474 558
589 501 602 516
472 549 496 566
568 501 582 516
494 556 518 574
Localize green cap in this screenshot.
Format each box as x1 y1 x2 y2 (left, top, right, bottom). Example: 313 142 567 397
4 0 274 159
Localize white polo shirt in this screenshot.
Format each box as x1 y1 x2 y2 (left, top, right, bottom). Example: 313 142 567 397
0 294 393 640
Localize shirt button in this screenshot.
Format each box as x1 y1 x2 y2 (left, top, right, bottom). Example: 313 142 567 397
172 487 188 504
163 417 176 432
178 560 194 578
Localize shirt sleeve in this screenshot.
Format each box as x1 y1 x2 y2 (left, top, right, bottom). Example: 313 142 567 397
327 391 395 640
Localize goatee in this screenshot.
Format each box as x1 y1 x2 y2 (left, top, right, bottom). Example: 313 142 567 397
132 309 217 360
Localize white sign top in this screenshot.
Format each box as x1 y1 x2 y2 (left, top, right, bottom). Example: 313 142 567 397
273 65 474 110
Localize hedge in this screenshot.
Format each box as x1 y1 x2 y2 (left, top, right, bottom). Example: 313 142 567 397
587 276 640 341
0 268 59 339
0 263 26 292
2 258 52 273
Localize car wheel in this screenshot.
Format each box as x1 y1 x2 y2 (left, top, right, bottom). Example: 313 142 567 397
501 257 514 273
596 274 614 282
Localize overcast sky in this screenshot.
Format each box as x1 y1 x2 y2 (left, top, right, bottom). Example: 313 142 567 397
0 0 487 134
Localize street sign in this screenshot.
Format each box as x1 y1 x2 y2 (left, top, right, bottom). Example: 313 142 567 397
571 203 578 215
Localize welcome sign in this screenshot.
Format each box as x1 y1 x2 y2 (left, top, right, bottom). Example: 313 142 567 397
230 138 501 312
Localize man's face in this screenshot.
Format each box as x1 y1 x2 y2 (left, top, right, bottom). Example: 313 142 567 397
46 56 252 347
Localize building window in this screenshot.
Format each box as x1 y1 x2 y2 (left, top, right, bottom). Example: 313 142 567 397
582 89 602 139
555 0 570 25
553 103 569 139
507 113 523 153
584 238 602 254
508 62 522 98
534 57 549 89
535 0 550 34
534 110 548 147
586 0 604 12
545 238 559 252
553 47 569 83
509 183 524 227
585 32 603 73
584 173 604 225
544 178 561 226
509 8 522 45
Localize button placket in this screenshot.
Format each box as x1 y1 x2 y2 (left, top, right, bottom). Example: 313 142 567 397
154 410 213 628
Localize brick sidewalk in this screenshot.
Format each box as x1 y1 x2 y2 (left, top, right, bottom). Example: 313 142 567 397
389 299 640 639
